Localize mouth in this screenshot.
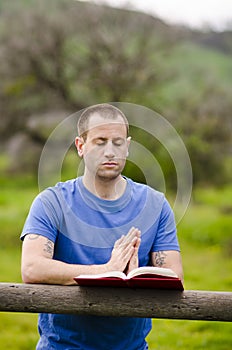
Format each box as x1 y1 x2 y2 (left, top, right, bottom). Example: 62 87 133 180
102 161 118 167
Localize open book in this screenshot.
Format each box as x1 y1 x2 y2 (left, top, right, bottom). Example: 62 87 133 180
74 266 184 290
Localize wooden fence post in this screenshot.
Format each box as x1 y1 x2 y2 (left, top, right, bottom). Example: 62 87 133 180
0 283 232 321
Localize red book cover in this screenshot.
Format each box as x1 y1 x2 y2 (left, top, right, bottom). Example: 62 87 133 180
74 267 184 290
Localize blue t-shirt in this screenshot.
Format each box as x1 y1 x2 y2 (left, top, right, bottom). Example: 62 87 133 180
21 177 180 350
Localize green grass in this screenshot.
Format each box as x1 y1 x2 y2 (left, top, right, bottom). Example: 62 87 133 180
0 313 38 350
147 320 232 350
0 178 231 349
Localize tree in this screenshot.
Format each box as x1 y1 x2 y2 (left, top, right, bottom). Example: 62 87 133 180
0 0 173 141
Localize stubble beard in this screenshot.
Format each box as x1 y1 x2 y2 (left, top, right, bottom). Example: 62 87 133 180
96 168 121 182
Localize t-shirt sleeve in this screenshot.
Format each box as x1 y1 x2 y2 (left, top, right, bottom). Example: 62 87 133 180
152 198 180 252
20 189 61 243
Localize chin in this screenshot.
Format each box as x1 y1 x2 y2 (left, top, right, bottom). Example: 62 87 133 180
97 171 121 182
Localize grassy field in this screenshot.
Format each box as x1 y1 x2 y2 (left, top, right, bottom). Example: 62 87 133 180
0 176 231 349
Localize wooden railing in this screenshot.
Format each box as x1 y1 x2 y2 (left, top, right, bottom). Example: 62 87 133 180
0 283 231 321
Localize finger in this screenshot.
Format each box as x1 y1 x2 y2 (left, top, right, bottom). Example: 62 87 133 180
118 237 136 258
114 235 125 248
121 244 136 263
129 235 141 249
126 227 136 239
114 230 140 253
124 232 141 250
115 230 135 249
135 237 141 248
130 238 141 259
111 247 134 271
129 227 141 239
125 227 139 243
116 229 136 244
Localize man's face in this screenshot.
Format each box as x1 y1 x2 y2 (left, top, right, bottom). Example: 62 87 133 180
77 114 130 181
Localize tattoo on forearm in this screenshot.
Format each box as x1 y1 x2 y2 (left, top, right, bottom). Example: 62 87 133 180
154 251 167 267
43 239 54 258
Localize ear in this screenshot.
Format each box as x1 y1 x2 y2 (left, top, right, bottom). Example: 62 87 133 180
126 136 131 157
75 137 84 158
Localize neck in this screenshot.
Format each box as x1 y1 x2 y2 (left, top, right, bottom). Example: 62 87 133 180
82 174 126 200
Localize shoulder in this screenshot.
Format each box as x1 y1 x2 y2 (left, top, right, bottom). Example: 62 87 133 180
33 178 79 210
126 178 169 217
53 178 78 193
127 177 165 201
40 178 78 198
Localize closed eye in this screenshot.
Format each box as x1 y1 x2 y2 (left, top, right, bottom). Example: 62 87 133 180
93 138 126 146
94 138 107 145
113 138 126 146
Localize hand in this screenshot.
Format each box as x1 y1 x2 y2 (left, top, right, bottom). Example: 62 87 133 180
106 227 140 272
126 234 141 274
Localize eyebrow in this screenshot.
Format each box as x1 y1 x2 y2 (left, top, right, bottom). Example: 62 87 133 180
92 137 125 142
92 137 107 142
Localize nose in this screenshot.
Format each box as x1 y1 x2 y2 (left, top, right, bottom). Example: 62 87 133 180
104 141 115 158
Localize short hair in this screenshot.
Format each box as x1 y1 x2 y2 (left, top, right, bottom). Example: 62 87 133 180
77 103 129 140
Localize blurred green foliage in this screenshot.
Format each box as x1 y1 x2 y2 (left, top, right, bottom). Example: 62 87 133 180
0 0 231 187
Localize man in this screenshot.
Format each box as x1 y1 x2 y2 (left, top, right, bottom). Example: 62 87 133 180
21 103 183 350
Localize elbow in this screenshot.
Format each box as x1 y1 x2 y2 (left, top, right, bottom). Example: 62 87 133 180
21 262 41 284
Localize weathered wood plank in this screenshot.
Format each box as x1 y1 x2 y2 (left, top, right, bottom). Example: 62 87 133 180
0 283 231 321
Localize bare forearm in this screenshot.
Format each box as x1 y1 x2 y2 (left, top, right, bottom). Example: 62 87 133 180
22 257 109 285
21 229 140 285
21 234 109 285
152 250 184 283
